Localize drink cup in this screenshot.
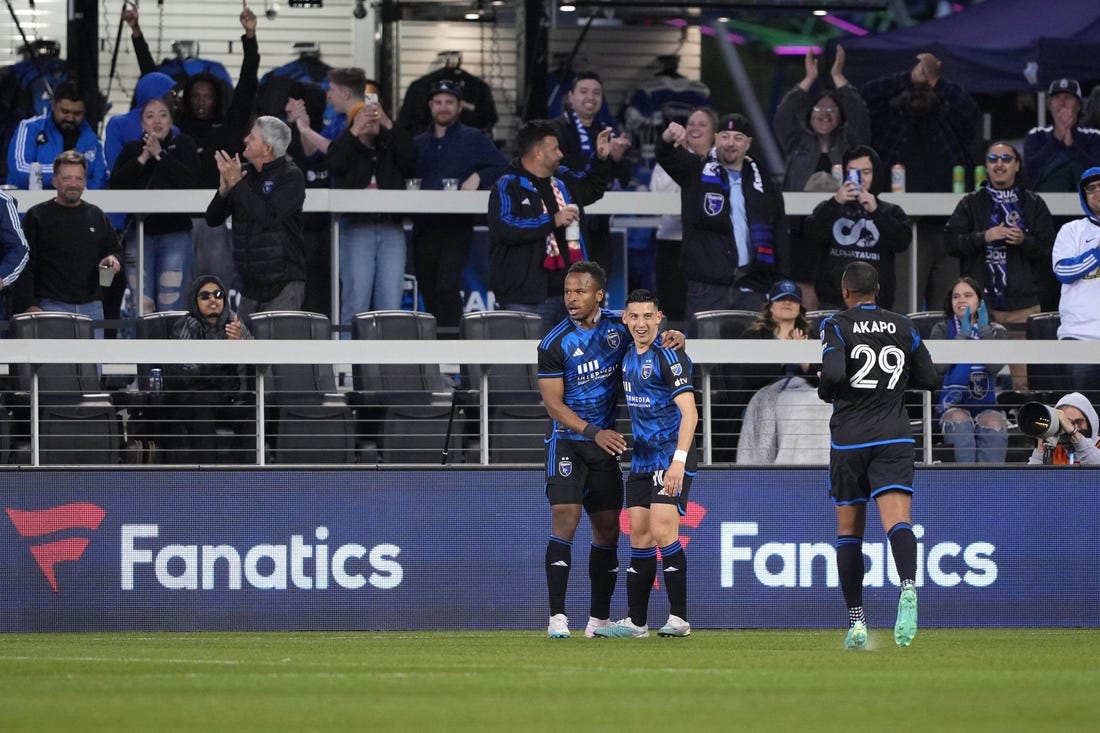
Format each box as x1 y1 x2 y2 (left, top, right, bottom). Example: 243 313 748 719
406 178 422 190
442 178 459 191
98 265 115 287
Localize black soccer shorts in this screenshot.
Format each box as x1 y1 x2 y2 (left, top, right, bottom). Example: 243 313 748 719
545 438 623 514
829 441 915 505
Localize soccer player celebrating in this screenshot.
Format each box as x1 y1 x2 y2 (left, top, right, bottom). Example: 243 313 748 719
538 263 684 639
595 289 697 639
818 262 937 648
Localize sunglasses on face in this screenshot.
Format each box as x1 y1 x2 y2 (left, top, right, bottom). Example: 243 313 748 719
198 289 224 301
986 153 1017 163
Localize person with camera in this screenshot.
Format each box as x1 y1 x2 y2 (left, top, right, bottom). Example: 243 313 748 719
1023 393 1100 466
928 277 1008 463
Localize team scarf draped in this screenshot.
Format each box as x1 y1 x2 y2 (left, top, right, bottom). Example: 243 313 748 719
543 177 584 271
568 109 593 156
699 156 775 267
983 184 1025 310
937 314 996 416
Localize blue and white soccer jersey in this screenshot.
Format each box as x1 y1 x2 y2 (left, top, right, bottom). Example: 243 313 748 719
622 344 696 510
538 310 631 507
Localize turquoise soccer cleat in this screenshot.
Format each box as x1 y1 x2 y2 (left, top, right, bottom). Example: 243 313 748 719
894 586 918 647
593 618 649 638
844 620 868 649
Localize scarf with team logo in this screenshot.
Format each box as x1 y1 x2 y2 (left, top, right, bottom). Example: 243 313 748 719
699 156 775 268
983 184 1025 310
543 177 585 271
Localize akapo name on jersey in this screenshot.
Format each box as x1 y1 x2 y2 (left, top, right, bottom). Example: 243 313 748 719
851 319 897 334
121 525 402 591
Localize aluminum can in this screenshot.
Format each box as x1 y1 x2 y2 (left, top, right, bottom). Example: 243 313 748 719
891 164 906 193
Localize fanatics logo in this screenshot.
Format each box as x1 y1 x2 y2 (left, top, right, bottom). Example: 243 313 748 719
6 502 106 592
558 456 573 477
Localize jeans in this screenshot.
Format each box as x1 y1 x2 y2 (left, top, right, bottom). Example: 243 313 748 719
685 280 766 332
37 298 106 339
339 216 407 326
942 409 1008 463
237 280 306 321
124 228 193 315
497 297 567 337
191 217 236 293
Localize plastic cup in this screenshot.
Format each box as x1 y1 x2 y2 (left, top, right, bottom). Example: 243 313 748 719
98 265 115 287
442 178 459 191
406 178 422 190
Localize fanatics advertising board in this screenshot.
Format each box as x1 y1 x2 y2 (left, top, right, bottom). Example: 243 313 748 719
1 468 1096 632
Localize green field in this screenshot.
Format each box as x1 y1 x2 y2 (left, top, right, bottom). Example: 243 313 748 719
2 629 1098 732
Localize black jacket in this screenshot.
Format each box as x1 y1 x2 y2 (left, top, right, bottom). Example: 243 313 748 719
109 131 200 236
487 157 613 305
206 156 306 302
325 124 418 193
655 138 789 292
168 275 251 403
943 186 1054 311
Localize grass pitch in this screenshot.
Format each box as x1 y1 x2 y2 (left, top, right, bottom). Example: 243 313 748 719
1 629 1097 732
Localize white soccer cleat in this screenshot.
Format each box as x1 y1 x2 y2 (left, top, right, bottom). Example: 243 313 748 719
547 613 570 639
657 614 691 637
584 617 611 638
593 617 650 638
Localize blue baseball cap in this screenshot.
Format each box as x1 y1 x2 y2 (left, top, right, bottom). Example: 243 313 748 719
767 280 802 303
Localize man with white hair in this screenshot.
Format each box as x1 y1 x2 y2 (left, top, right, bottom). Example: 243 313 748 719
1026 392 1100 466
206 115 307 318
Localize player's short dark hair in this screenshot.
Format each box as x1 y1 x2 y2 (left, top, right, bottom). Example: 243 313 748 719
327 67 368 94
571 71 602 90
841 261 878 296
52 81 84 105
566 260 606 291
626 288 659 309
516 120 559 158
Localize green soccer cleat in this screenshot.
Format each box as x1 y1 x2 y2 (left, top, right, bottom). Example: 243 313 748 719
844 620 868 649
894 586 918 647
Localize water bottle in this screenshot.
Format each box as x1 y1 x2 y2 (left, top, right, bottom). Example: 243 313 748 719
565 220 581 242
149 368 163 393
28 161 43 191
891 164 906 193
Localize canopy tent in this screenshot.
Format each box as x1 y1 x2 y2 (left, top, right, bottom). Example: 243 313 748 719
835 0 1100 94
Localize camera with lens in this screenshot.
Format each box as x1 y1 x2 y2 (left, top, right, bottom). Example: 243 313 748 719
1018 402 1063 439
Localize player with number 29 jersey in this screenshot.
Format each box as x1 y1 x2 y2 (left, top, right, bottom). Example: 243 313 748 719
818 304 937 447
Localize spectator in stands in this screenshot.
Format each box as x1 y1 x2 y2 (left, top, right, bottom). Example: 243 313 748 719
282 80 333 316
412 79 507 330
6 81 106 190
1052 167 1100 405
548 71 632 274
862 52 978 310
776 47 870 311
656 113 789 323
775 46 870 193
804 145 910 311
325 83 417 323
1084 83 1100 130
487 120 616 333
109 97 199 315
928 277 1008 463
1026 392 1100 466
0 188 29 323
649 107 716 324
1023 79 1100 194
123 4 260 296
10 151 121 337
167 275 253 464
291 67 367 157
103 71 178 171
207 116 306 319
944 141 1053 390
734 280 830 465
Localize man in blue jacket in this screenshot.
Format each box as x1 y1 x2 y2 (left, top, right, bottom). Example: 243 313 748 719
0 188 30 324
6 81 107 190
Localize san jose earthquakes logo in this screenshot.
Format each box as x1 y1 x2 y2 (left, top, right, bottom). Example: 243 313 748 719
606 330 621 349
263 180 275 195
558 456 573 478
641 361 653 380
704 192 725 217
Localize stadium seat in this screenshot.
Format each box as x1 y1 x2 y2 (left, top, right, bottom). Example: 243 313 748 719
689 310 760 463
249 311 354 464
459 311 546 464
1025 311 1063 399
123 311 189 462
805 309 838 333
7 312 120 464
351 310 458 464
907 311 943 340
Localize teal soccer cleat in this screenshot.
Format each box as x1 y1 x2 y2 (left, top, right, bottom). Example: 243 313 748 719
593 618 649 638
894 586 918 647
844 620 868 649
